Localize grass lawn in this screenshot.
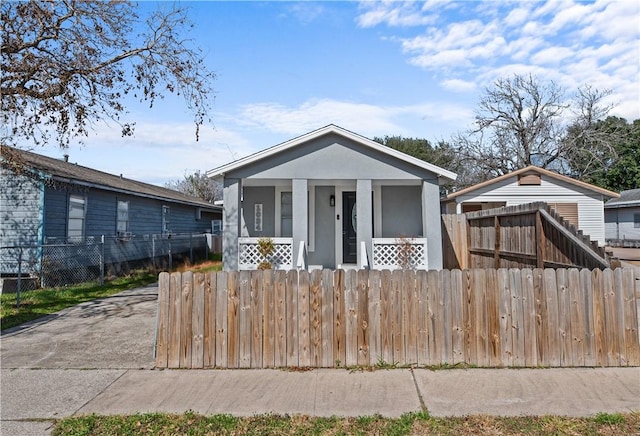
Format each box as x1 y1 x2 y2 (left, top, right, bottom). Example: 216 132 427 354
52 411 639 435
1 260 222 331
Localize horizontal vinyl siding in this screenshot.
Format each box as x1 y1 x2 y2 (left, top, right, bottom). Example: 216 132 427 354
42 186 221 239
0 170 43 274
605 206 640 241
456 175 608 244
44 187 68 239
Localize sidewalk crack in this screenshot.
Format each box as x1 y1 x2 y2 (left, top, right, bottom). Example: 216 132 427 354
409 368 428 414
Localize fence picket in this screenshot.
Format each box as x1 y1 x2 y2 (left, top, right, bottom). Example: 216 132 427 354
204 272 216 368
379 270 393 364
274 270 287 367
520 269 536 367
416 270 429 365
556 269 571 366
179 271 193 368
239 271 252 368
602 269 619 366
450 269 464 365
298 270 310 367
345 270 358 367
592 269 606 367
262 270 274 368
485 268 501 367
580 268 596 367
251 271 263 368
404 270 417 366
167 272 182 368
191 272 205 369
543 269 560 366
285 270 299 367
357 269 370 366
310 270 323 367
321 269 334 367
215 271 228 368
155 272 170 368
569 268 584 366
621 268 640 365
427 270 440 366
333 270 346 367
391 270 404 365
226 271 239 369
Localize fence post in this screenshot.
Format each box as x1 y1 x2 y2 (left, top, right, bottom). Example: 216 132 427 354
100 235 105 286
189 233 193 264
152 235 156 270
16 248 22 308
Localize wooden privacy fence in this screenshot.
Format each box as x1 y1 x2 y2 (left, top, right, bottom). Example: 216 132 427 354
155 268 639 369
441 202 610 270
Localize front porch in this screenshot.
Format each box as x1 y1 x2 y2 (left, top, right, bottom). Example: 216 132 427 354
238 236 428 271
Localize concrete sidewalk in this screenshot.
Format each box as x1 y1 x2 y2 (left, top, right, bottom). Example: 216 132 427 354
2 367 639 435
1 284 639 435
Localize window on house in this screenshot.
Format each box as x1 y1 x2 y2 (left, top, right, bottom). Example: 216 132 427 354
634 213 640 228
68 195 86 239
212 219 222 235
117 201 129 234
280 192 292 237
162 206 170 234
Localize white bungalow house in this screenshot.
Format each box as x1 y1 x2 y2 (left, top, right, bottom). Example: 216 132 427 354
207 124 457 271
442 166 619 245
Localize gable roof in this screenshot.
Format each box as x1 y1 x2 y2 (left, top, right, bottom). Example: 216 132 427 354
206 124 457 182
445 165 619 200
605 188 640 208
2 146 220 211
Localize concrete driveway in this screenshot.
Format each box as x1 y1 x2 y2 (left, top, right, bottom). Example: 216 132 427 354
0 284 158 369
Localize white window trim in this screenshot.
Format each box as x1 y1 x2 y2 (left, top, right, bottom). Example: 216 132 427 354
117 200 129 234
68 194 87 239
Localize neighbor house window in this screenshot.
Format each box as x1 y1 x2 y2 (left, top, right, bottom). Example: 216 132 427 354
162 206 170 234
117 200 129 234
634 213 640 228
68 195 86 239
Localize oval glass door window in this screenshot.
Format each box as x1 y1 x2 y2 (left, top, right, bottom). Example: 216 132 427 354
351 203 357 232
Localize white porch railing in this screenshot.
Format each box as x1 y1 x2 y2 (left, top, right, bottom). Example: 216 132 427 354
238 237 294 270
371 237 428 270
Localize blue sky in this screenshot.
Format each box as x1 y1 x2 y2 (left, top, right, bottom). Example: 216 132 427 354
36 0 640 186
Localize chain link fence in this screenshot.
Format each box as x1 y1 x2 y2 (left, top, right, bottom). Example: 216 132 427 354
0 233 214 303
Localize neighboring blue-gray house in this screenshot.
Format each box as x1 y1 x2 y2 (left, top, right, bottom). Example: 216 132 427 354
207 124 457 271
1 146 221 275
605 188 640 245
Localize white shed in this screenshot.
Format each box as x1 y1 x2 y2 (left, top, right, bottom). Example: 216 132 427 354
442 166 619 245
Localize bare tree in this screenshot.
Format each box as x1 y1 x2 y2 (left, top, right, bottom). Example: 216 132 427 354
562 86 619 180
165 171 221 203
1 0 214 151
452 74 617 187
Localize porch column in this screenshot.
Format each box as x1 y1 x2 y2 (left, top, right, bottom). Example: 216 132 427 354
422 179 443 270
356 179 372 268
292 179 308 268
223 178 242 270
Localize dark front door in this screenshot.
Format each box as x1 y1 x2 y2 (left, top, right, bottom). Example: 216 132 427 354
342 191 357 264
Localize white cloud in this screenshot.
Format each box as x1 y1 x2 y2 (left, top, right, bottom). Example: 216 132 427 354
440 79 477 93
530 46 575 65
356 1 438 28
358 0 640 120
